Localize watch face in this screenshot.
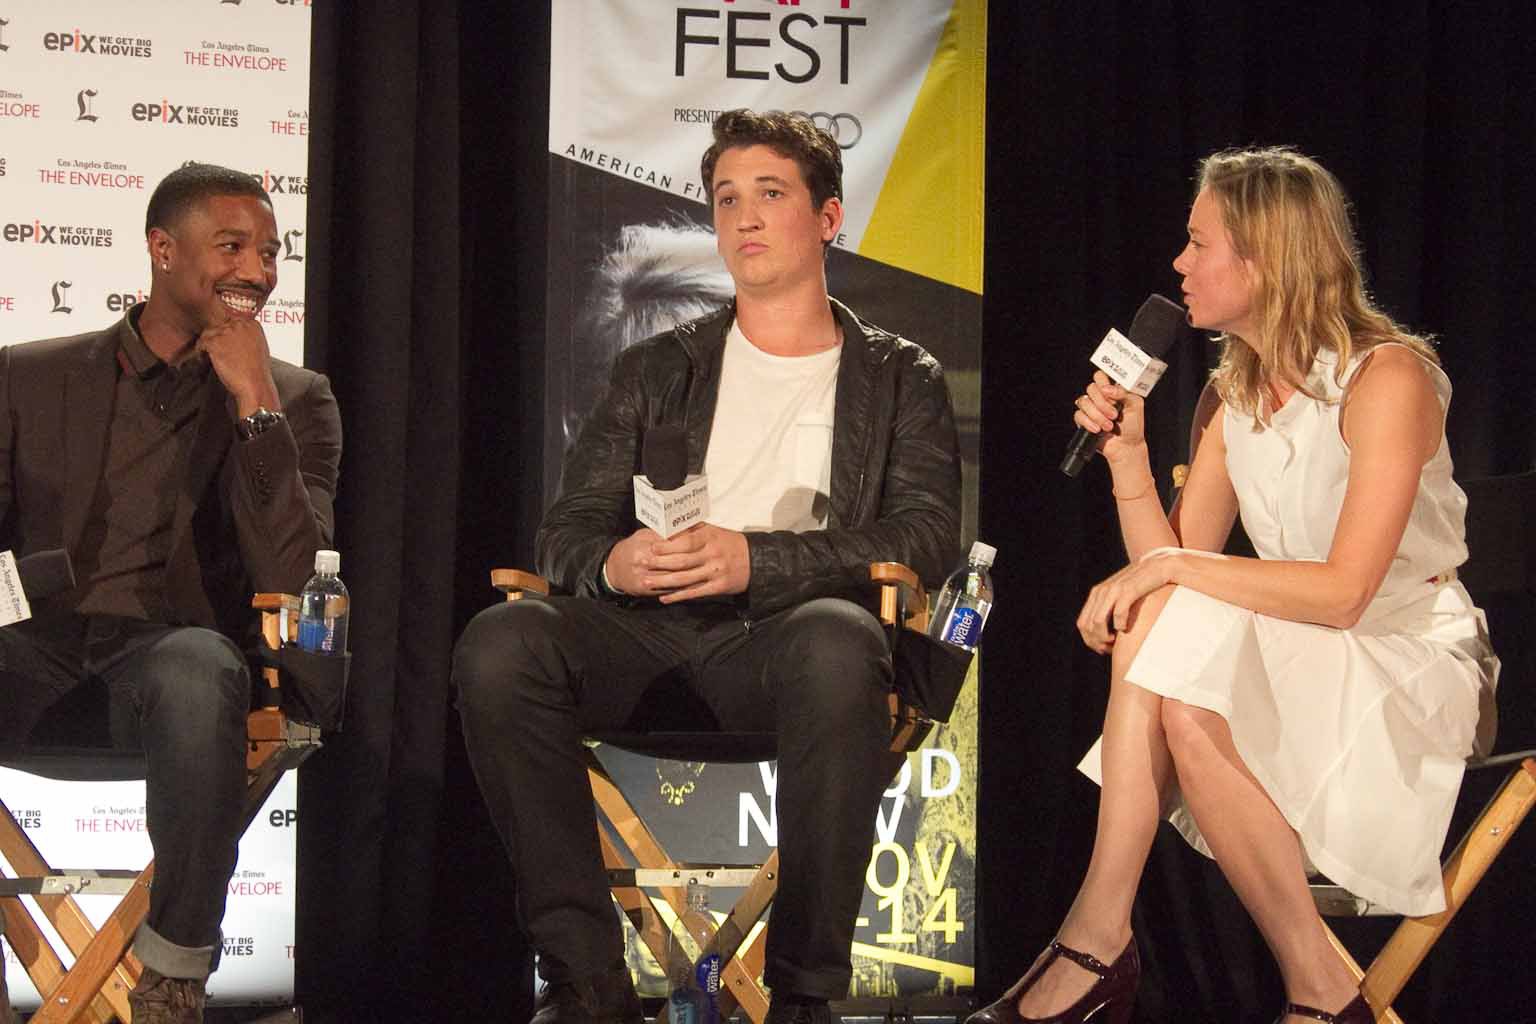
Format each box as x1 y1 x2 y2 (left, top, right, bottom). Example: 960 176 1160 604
240 408 284 440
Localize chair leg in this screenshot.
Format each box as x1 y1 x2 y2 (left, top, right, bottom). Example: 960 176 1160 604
0 797 137 1023
714 855 775 1024
1361 758 1536 1014
1 894 119 1024
24 863 152 1024
1322 924 1405 1024
0 714 315 1024
588 750 778 1024
596 825 675 974
721 925 770 1024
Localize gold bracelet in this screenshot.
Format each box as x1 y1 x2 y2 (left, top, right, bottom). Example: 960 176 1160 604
1113 478 1157 502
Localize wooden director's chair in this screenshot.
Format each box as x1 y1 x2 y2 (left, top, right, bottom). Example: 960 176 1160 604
492 561 966 1024
1308 471 1536 1022
0 594 343 1024
1172 459 1536 1022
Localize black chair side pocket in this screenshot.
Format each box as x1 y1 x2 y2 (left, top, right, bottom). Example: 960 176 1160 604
259 644 352 731
891 628 973 723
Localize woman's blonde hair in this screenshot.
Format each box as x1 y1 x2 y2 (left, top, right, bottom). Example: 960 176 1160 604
1197 146 1435 417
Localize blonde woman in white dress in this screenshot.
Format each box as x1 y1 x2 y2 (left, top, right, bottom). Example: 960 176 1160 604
968 148 1498 1024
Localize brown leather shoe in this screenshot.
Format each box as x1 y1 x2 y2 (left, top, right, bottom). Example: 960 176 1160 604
531 963 643 1024
128 966 207 1024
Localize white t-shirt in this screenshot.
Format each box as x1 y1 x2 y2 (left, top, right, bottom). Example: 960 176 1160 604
703 319 841 533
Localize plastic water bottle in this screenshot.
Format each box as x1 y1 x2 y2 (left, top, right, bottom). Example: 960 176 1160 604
928 541 996 651
666 881 721 1024
297 550 349 654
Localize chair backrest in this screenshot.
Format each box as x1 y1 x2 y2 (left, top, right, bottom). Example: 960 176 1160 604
1458 471 1536 760
1458 471 1536 601
0 677 148 780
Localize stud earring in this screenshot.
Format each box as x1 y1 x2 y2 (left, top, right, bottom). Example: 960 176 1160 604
161 263 169 271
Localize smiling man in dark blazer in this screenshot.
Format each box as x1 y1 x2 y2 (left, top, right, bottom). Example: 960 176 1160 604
0 163 341 1024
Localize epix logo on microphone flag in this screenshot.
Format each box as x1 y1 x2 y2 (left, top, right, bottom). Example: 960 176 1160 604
633 474 710 538
1088 327 1169 397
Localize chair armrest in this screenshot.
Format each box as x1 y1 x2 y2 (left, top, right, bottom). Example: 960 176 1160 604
492 568 552 601
250 592 350 731
252 593 301 689
870 561 929 633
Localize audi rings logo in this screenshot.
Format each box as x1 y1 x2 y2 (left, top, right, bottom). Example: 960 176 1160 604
793 110 862 150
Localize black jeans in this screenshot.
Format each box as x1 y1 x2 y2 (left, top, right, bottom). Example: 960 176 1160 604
453 595 900 1000
0 614 250 979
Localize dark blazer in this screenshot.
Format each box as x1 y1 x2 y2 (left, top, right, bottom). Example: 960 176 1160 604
0 310 342 640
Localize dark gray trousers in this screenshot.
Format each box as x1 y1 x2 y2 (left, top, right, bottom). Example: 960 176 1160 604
0 614 249 979
453 595 898 1000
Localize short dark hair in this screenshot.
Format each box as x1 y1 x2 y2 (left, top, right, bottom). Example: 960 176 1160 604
145 162 270 236
700 109 843 209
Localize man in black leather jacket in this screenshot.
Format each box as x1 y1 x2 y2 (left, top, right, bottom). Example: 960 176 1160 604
455 110 961 1024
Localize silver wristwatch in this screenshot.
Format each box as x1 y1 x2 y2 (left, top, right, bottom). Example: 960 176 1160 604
236 406 286 441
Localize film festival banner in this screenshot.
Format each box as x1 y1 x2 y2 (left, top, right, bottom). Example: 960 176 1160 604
547 0 985 1003
0 0 311 1008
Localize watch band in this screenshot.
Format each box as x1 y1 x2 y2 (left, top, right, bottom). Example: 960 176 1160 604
236 407 286 441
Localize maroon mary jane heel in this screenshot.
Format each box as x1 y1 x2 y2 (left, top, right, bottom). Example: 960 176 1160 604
966 937 1139 1024
1275 992 1373 1024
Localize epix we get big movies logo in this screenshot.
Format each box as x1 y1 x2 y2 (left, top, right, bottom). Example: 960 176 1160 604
3 220 113 247
253 168 306 195
225 164 307 197
43 28 153 58
133 98 240 128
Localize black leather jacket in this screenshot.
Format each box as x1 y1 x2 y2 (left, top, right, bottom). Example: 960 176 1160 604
536 299 962 618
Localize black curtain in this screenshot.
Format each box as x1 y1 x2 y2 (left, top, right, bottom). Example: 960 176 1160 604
294 3 1536 1022
300 5 547 1020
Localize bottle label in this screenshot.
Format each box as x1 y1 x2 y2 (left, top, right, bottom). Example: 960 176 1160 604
695 953 721 1024
695 953 721 995
298 618 337 654
940 606 981 649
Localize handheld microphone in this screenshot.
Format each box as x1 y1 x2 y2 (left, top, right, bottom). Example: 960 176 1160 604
633 424 710 539
1060 294 1186 477
1 548 76 626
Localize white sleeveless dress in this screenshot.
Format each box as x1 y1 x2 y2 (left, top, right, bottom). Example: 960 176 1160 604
1079 344 1500 916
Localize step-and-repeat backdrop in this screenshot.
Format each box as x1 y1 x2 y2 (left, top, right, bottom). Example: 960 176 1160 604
1 0 311 1008
546 0 986 1002
0 0 310 365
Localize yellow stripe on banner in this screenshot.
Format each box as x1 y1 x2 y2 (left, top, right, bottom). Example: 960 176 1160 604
859 0 987 295
850 939 977 986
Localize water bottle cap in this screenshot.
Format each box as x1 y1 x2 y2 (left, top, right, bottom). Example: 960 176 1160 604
314 549 340 574
969 541 997 567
